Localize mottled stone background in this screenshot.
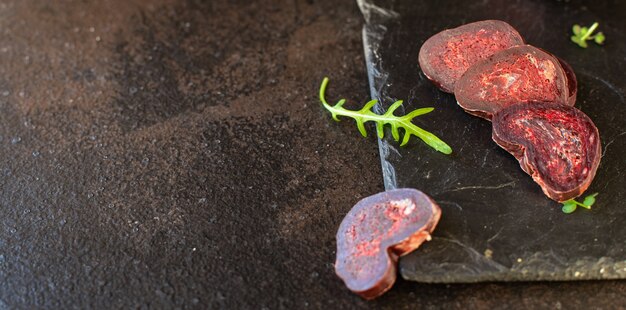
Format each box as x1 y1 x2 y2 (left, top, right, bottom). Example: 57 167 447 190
0 0 623 308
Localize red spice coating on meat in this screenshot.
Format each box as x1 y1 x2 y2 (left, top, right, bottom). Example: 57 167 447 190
480 53 560 102
455 45 570 119
419 20 524 93
441 31 517 81
536 48 578 105
335 189 440 299
492 104 601 201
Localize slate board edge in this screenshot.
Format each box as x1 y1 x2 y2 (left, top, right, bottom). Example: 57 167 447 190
362 25 398 191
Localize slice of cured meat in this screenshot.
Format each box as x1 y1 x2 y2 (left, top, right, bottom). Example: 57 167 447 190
335 189 441 299
418 20 524 93
455 45 571 120
492 103 601 202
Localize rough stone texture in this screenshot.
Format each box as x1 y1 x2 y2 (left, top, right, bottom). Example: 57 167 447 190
0 0 624 308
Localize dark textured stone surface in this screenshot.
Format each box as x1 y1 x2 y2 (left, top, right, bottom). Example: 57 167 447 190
362 0 626 283
0 0 624 308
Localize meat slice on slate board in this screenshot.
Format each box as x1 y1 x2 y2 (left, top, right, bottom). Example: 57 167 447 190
335 189 441 299
455 45 571 120
418 20 524 93
492 103 601 202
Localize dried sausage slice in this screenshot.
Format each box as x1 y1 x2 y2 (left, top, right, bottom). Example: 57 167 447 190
492 103 601 202
335 189 441 299
418 20 524 93
455 45 571 120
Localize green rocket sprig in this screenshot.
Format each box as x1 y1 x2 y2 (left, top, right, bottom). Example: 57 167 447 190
571 22 605 48
319 77 452 154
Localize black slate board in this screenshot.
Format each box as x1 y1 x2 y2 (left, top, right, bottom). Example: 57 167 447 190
359 0 626 282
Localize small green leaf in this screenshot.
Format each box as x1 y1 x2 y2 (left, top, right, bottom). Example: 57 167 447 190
570 22 605 48
594 32 605 44
571 36 585 48
562 201 577 214
561 193 599 214
385 100 404 116
355 118 367 137
376 121 384 139
582 193 598 207
573 36 588 48
390 124 400 141
361 99 378 113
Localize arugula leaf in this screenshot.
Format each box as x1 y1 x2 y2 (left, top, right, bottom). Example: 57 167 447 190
594 32 605 44
571 22 605 48
319 77 452 154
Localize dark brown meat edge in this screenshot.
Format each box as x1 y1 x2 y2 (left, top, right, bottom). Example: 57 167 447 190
557 56 578 106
